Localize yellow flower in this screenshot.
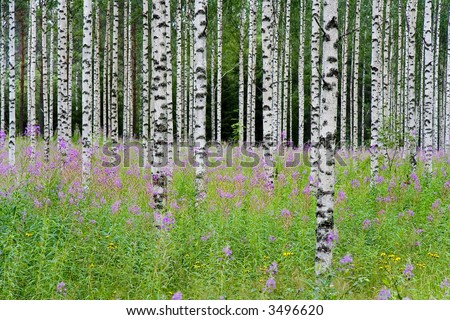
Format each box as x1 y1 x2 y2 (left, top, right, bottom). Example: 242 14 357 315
107 242 117 250
89 263 95 268
283 252 293 257
263 255 269 260
427 252 439 258
394 257 401 262
417 263 426 268
25 232 33 237
380 252 386 257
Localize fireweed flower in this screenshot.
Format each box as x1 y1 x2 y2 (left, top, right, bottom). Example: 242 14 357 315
171 292 182 300
376 288 391 300
111 200 121 213
339 254 353 264
326 230 339 244
403 264 414 280
266 262 278 275
153 212 175 231
268 235 276 242
263 277 276 293
222 246 232 258
441 278 450 289
362 219 371 229
280 208 292 218
432 199 441 210
336 190 346 203
56 282 67 295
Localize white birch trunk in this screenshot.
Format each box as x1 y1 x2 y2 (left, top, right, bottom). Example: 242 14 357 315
247 0 256 144
316 0 338 276
298 0 305 149
151 0 168 208
406 0 418 168
340 0 349 147
193 0 207 199
123 0 129 142
262 0 274 187
352 0 361 149
423 0 434 174
29 0 37 161
433 0 441 151
210 43 215 141
142 0 150 165
446 8 450 152
216 0 222 142
282 0 291 143
82 0 93 188
371 0 382 184
175 0 182 143
110 0 119 143
8 0 15 166
165 0 173 162
238 6 245 144
43 1 49 161
0 9 5 133
93 1 101 145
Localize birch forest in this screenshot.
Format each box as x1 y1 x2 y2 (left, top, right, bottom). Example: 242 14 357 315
2 0 450 302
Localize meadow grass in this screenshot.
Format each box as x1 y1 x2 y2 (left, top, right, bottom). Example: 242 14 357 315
0 138 450 299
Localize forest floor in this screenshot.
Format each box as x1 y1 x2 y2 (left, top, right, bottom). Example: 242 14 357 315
1 138 450 299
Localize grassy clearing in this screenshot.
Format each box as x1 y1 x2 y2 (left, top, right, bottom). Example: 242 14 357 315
0 139 450 299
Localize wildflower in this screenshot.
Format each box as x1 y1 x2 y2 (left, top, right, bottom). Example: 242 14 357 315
351 179 360 188
171 292 183 300
201 232 212 241
326 230 339 244
339 254 353 264
111 200 121 214
280 208 292 217
407 210 414 217
266 262 278 275
403 264 414 280
302 185 310 195
107 242 117 250
427 215 434 221
432 199 441 210
56 282 67 296
375 176 384 184
282 252 293 257
154 212 175 231
362 219 371 230
440 279 450 289
268 235 276 242
25 232 33 237
129 205 141 215
222 246 232 257
376 288 391 300
263 277 276 293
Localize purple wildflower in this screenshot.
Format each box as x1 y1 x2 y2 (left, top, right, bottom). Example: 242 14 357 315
268 235 276 242
171 292 183 300
339 254 353 264
222 246 232 257
154 212 175 231
111 200 121 214
403 264 414 280
375 176 384 184
280 208 292 217
56 282 67 295
440 279 450 289
376 288 391 300
266 262 278 275
432 199 441 210
337 190 347 203
263 277 276 293
326 230 339 244
362 219 371 229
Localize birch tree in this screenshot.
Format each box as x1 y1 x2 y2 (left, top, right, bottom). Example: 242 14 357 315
110 0 119 144
371 0 382 184
29 0 37 161
193 0 207 199
298 0 305 149
310 0 321 190
0 8 5 133
123 0 129 142
57 0 69 154
247 0 256 144
340 0 350 147
282 0 291 143
316 0 338 276
446 8 450 152
8 0 15 166
423 0 434 174
82 0 93 188
262 0 274 187
406 0 418 168
142 0 149 165
432 0 441 151
216 0 222 142
151 0 168 208
93 1 101 144
175 0 182 143
238 6 245 144
352 0 361 149
43 0 50 161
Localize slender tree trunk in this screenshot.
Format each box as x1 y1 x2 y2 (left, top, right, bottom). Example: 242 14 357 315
175 0 182 143
123 0 129 142
433 0 441 151
110 0 119 143
216 0 222 142
382 0 391 131
247 0 256 144
262 0 274 187
340 0 349 147
298 0 305 149
43 1 49 162
151 0 168 209
210 42 215 141
352 0 361 149
102 0 110 139
165 0 173 162
8 0 15 166
238 6 245 144
193 0 207 200
67 21 72 137
49 16 54 138
189 7 194 143
397 0 403 143
29 0 37 161
142 0 150 165
406 0 418 169
82 0 93 188
315 0 338 276
310 0 321 191
423 0 433 174
371 0 382 184
127 0 133 139
446 8 450 152
93 1 101 145
282 0 291 143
